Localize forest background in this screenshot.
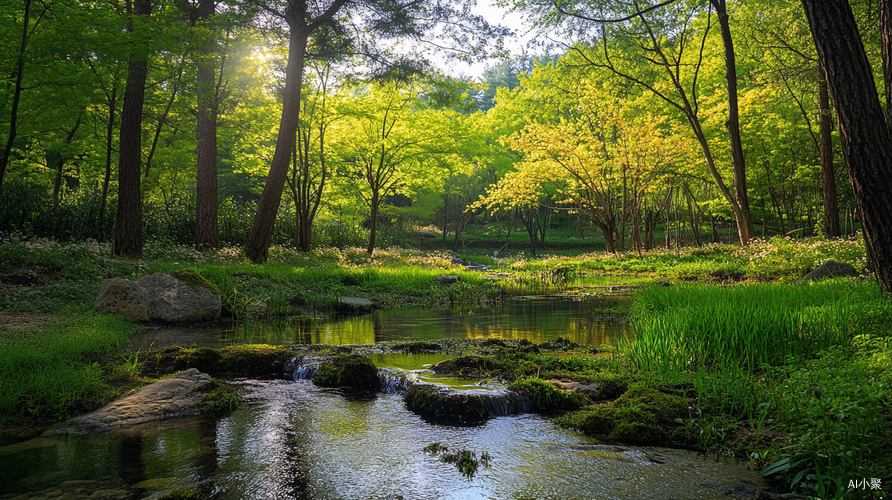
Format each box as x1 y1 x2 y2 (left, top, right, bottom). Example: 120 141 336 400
0 0 886 266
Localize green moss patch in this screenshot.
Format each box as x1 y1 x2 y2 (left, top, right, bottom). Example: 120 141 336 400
508 377 590 412
140 344 291 377
311 354 378 391
432 355 495 377
404 384 487 422
555 387 690 445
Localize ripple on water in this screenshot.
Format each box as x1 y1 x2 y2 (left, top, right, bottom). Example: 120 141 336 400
0 379 769 499
207 379 767 500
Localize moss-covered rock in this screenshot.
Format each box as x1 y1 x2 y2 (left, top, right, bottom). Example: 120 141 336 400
613 387 689 422
311 354 378 391
508 377 590 412
140 344 291 377
609 420 668 443
588 372 630 400
404 384 487 422
431 355 495 377
554 386 691 445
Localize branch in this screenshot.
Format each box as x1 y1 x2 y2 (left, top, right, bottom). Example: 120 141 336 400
552 0 681 23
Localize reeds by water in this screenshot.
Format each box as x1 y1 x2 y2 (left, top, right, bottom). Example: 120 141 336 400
621 280 881 374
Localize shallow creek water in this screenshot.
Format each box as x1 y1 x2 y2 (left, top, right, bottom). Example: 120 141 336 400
129 287 633 350
0 282 773 499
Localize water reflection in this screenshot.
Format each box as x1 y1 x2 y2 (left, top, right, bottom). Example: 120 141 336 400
0 380 769 499
131 294 633 350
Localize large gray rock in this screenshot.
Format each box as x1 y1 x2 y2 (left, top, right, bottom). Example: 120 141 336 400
57 368 213 435
94 277 151 322
434 275 459 285
799 260 859 282
138 273 221 323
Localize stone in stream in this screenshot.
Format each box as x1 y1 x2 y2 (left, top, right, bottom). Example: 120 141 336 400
404 384 534 422
56 368 213 435
93 277 150 322
339 297 374 312
137 273 221 323
547 378 601 398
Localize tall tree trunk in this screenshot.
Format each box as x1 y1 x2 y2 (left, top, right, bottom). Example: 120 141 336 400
711 0 755 245
818 67 840 237
0 0 31 195
114 0 152 257
194 0 219 249
245 22 309 262
367 193 379 255
881 0 892 127
801 0 892 292
51 114 83 201
99 85 118 228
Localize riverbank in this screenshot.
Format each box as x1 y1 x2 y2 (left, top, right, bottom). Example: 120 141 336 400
0 234 888 498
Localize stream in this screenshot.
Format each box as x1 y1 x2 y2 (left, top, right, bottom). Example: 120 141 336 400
0 283 772 499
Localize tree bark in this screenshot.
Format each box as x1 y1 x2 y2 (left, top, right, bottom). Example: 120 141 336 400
818 66 840 237
114 0 152 257
801 0 892 292
194 0 219 249
367 192 379 254
51 114 83 201
711 0 755 245
99 85 118 228
881 0 892 127
245 19 309 262
0 0 32 195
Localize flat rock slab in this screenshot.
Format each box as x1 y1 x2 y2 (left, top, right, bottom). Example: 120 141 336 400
57 369 213 435
547 378 600 397
339 297 374 312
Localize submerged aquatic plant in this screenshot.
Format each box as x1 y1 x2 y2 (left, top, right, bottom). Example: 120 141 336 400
424 443 492 480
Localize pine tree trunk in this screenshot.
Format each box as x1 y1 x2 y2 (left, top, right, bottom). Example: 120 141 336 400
245 21 309 263
195 0 219 249
801 0 892 292
881 0 892 127
113 0 152 257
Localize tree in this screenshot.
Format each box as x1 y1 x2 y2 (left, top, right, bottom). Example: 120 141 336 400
114 0 153 257
194 0 219 249
243 0 507 262
506 0 756 244
287 62 339 251
335 78 467 254
800 0 892 292
493 86 692 254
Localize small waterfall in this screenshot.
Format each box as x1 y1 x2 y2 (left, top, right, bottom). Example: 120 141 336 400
286 357 534 418
480 391 535 416
286 357 320 381
376 368 412 394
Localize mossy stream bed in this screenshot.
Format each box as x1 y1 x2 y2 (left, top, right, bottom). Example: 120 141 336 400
0 288 777 499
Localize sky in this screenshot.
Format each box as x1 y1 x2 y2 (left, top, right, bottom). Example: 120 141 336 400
441 0 538 80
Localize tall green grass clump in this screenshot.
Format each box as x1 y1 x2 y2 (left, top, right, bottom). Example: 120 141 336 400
623 280 882 374
0 310 136 421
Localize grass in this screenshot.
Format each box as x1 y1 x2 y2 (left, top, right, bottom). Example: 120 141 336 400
0 308 138 421
621 280 881 374
614 279 892 499
0 230 887 498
